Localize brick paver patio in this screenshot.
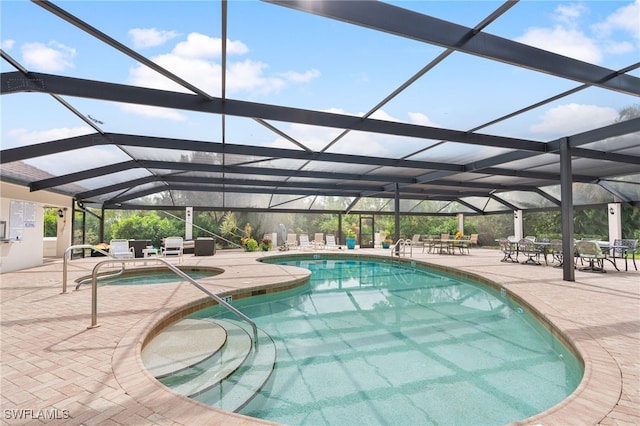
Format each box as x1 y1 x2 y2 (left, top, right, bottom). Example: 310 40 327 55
1 248 638 425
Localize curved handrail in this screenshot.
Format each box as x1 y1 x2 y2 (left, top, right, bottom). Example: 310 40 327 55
62 244 111 293
88 257 258 346
75 266 125 290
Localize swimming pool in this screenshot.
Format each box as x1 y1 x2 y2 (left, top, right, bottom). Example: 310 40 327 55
188 257 583 425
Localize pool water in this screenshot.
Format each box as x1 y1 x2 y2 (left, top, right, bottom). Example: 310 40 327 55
98 270 215 285
196 258 583 425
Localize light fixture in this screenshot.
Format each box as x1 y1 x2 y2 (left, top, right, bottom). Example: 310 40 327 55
609 207 615 215
57 209 64 218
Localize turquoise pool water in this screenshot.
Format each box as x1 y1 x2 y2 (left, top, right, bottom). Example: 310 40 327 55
98 270 215 286
197 257 583 425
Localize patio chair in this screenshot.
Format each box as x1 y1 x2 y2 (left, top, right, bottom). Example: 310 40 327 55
313 233 325 249
325 235 339 250
623 239 638 271
575 240 607 272
109 239 134 259
611 239 638 271
422 235 435 253
286 233 298 250
518 238 541 265
498 238 517 262
469 233 479 248
299 234 312 250
550 239 564 266
457 235 471 254
162 237 184 263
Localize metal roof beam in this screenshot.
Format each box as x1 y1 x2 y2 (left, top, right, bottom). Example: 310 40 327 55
1 72 547 152
266 0 640 96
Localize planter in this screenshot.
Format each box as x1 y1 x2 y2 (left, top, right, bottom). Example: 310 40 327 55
382 242 390 249
346 237 356 250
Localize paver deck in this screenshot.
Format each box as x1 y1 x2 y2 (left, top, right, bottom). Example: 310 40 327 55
1 248 638 425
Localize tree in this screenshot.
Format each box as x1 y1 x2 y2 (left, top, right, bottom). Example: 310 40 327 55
110 213 182 247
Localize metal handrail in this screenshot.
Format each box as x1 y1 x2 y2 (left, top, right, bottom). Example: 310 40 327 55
87 257 259 346
62 244 112 293
390 239 412 259
76 266 125 290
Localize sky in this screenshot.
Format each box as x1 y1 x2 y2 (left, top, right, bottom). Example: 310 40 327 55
1 0 639 179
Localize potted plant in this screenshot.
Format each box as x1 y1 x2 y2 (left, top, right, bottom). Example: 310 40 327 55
260 238 272 251
242 237 259 252
382 237 393 249
345 229 357 250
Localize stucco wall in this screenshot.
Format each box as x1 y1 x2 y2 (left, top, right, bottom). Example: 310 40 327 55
0 182 73 273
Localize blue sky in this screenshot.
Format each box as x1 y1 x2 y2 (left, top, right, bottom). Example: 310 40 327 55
1 0 639 177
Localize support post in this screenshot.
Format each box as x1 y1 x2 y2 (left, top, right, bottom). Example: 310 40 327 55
394 184 400 255
560 137 575 282
608 203 622 244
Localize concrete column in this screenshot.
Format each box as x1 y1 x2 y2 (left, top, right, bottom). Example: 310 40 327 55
457 213 464 234
513 210 523 240
608 203 622 243
185 207 193 240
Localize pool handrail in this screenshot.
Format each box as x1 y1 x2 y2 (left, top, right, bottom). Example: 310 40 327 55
390 239 412 259
87 257 259 346
62 244 112 294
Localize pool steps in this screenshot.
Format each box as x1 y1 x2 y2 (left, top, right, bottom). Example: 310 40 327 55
142 318 276 412
142 318 227 377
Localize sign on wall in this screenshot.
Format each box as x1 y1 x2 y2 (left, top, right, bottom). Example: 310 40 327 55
8 200 36 241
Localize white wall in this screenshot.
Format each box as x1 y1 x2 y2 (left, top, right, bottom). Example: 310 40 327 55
0 182 73 273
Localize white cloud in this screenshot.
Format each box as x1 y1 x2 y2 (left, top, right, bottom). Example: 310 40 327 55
129 28 179 49
408 112 438 127
530 103 618 136
516 26 602 63
227 59 286 94
554 3 588 27
591 0 640 41
127 31 310 102
280 69 321 84
1 39 15 50
21 41 76 72
173 33 247 59
120 104 187 121
602 40 634 55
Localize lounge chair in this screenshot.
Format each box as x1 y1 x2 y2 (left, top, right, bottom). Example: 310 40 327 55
325 235 339 250
109 239 134 259
162 237 184 263
313 233 325 249
410 234 424 251
299 234 312 250
286 233 298 250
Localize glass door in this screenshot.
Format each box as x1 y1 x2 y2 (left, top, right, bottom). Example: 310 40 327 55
359 216 375 248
